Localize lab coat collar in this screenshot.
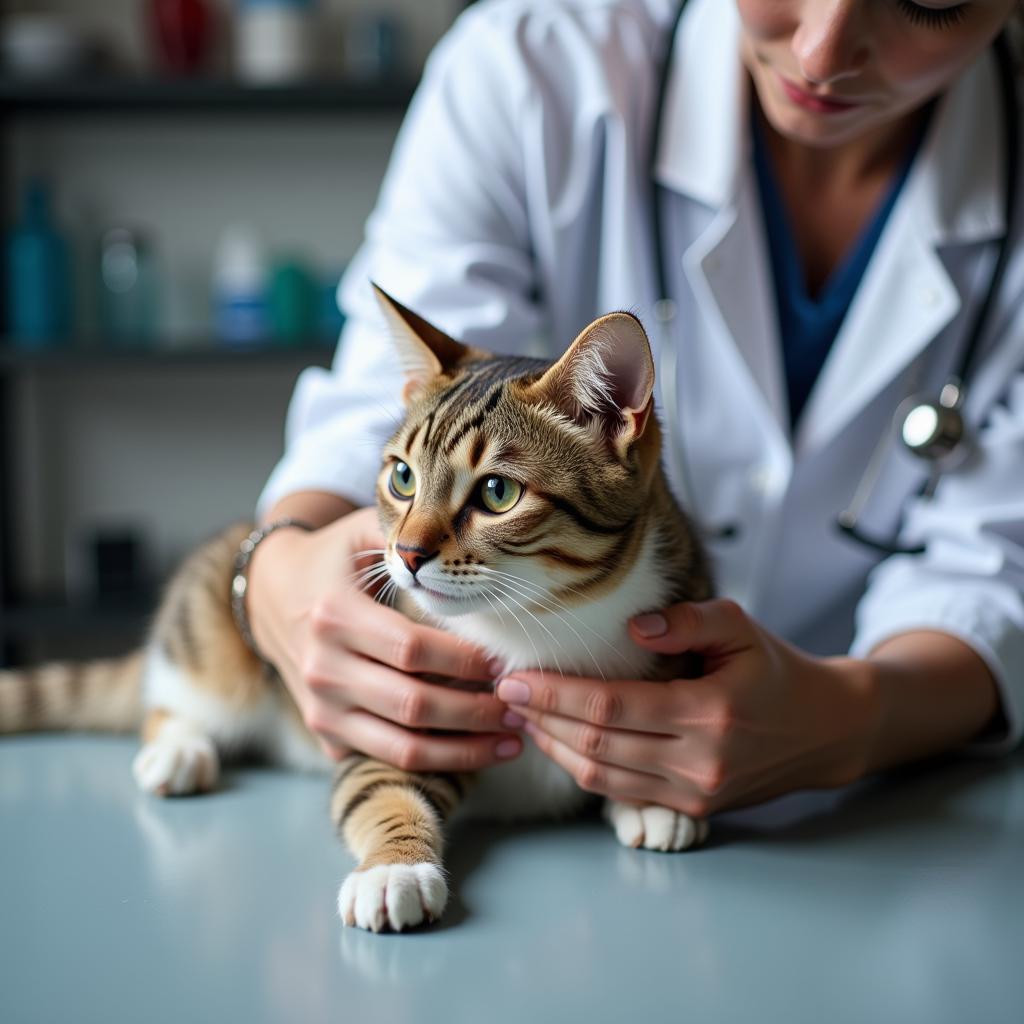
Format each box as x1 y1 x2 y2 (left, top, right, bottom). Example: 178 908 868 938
912 49 1005 248
652 0 746 209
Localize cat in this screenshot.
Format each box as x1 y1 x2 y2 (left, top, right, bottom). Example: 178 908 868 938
0 285 714 933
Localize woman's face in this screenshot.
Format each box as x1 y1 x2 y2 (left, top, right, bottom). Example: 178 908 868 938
737 0 1018 148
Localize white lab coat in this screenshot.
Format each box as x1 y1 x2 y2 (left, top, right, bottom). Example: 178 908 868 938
260 0 1024 752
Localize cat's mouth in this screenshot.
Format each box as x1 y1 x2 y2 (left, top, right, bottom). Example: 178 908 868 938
414 582 469 604
409 580 489 617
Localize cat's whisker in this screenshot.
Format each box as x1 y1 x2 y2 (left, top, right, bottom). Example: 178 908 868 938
475 566 623 672
482 562 592 604
480 563 594 609
348 548 388 560
348 560 389 579
349 560 390 581
376 579 400 608
482 586 547 687
485 580 568 681
485 576 608 683
349 564 393 593
480 570 616 682
483 565 627 658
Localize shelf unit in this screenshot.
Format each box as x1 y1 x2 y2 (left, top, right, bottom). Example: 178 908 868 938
0 338 336 370
0 342 334 650
0 70 416 664
0 75 419 116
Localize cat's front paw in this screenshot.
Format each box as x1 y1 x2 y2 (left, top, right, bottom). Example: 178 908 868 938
337 863 448 932
132 731 219 796
604 800 708 851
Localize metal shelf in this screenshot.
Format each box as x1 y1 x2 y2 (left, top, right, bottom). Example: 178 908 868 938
0 75 417 115
0 339 335 373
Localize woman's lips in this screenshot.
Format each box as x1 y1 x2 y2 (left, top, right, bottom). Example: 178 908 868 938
777 73 864 114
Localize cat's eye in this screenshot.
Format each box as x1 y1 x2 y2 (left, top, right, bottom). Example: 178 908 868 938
480 476 522 514
389 461 416 499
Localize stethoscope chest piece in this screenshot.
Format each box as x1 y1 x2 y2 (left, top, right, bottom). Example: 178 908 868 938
896 382 967 466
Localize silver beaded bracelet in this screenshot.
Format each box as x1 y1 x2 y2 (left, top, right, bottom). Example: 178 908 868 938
230 517 314 662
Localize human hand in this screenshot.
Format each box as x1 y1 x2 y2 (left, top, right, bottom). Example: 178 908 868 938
496 599 875 815
247 506 522 769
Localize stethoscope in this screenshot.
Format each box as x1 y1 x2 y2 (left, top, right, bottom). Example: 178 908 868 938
652 0 1019 557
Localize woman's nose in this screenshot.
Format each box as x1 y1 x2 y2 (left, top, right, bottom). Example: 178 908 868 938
791 0 870 86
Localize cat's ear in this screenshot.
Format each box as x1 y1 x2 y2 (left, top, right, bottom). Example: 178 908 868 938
523 312 656 456
371 282 473 403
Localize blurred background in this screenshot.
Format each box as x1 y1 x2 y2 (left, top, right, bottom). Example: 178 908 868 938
0 0 473 667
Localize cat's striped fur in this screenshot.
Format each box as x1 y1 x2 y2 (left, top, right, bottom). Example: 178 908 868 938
0 286 713 932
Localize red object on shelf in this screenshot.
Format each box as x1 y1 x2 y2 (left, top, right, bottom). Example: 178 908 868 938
147 0 213 75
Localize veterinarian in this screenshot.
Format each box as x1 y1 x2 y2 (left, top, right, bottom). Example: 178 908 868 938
244 0 1024 817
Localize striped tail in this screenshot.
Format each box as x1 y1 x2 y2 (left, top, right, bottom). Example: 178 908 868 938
0 651 145 735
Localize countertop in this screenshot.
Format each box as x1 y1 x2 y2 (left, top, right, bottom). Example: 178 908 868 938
1 735 1022 1024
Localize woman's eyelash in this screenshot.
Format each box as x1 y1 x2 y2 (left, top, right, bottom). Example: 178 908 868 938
894 0 969 28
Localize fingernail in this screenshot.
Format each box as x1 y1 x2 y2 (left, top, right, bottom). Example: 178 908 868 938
502 710 526 729
495 738 521 759
487 658 506 678
632 612 668 638
496 678 531 705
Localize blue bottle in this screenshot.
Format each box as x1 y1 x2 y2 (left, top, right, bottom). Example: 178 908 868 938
5 180 73 347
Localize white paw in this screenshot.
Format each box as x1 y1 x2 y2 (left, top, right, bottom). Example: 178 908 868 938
337 863 448 933
605 801 708 852
132 730 219 796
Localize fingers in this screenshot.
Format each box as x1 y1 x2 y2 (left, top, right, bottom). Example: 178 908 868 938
316 595 500 683
495 673 680 732
333 654 511 733
513 706 675 774
521 723 666 804
628 599 756 657
338 710 522 773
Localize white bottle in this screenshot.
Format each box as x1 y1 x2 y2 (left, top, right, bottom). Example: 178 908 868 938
213 224 268 345
236 0 316 84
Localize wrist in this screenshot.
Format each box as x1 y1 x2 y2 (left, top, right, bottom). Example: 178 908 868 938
817 655 881 787
237 520 315 663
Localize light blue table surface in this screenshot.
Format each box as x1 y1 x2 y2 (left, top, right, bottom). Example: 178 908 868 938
1 735 1022 1024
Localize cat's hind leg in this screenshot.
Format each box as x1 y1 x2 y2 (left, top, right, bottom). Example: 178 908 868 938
132 708 220 796
132 643 274 797
332 758 467 932
604 799 709 851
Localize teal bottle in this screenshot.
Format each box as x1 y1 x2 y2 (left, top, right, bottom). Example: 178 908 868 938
6 180 73 346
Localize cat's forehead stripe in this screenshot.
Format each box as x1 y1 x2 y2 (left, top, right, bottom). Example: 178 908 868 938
469 433 487 468
439 384 505 456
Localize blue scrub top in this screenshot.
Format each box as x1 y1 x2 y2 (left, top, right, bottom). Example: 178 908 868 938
752 104 933 429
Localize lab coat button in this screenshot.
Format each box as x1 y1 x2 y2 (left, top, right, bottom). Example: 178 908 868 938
920 286 940 307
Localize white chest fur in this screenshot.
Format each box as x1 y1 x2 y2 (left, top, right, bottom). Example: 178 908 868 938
439 525 671 821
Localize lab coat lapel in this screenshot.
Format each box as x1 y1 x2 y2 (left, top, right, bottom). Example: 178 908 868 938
654 0 790 441
685 190 791 438
794 224 960 455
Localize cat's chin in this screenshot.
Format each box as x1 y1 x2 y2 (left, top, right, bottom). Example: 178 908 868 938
407 584 485 619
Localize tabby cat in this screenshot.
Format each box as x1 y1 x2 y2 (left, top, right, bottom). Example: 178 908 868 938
0 285 713 932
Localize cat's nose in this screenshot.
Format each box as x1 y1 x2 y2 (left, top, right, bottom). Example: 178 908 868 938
396 544 439 577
